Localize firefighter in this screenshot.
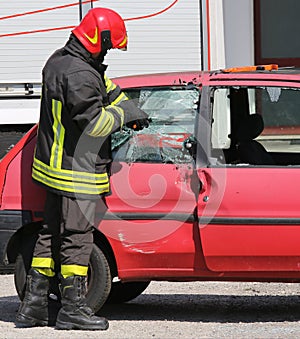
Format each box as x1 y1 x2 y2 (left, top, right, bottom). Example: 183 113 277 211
16 7 149 330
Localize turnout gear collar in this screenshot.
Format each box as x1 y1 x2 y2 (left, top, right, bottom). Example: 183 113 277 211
64 35 91 62
64 34 108 73
72 7 127 54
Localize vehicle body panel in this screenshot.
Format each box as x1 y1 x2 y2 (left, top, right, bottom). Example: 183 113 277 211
198 167 300 272
2 69 300 283
196 73 300 274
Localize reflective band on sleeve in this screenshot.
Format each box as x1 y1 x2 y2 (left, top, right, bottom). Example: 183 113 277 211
104 75 117 92
111 91 128 106
109 105 124 127
104 75 129 106
88 107 115 137
61 264 88 278
50 99 65 169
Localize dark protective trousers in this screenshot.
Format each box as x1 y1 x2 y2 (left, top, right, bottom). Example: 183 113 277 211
33 191 97 268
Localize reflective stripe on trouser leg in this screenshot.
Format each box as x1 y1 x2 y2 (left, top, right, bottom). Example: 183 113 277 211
61 264 88 278
33 191 97 276
60 196 96 270
31 257 55 277
32 191 62 276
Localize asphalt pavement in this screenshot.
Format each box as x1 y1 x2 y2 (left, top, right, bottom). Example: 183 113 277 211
1 274 300 338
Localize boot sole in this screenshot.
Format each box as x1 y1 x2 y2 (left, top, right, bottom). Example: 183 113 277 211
55 320 109 331
16 313 48 327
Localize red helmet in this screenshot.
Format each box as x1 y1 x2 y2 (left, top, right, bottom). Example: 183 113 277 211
72 7 127 54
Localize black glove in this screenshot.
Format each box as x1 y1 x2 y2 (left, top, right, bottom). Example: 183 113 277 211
122 99 150 131
126 118 150 131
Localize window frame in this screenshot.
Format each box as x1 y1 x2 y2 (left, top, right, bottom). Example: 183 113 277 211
209 84 300 167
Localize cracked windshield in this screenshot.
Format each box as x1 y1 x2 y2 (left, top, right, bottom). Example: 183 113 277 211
112 86 199 164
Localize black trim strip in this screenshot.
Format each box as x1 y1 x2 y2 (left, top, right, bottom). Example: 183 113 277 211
96 212 195 222
34 211 195 222
34 211 44 219
34 211 195 223
199 217 300 225
34 212 300 226
0 210 32 230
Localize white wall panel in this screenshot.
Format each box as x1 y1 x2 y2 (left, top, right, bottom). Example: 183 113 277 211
0 1 79 82
223 0 254 68
98 0 201 77
0 0 201 82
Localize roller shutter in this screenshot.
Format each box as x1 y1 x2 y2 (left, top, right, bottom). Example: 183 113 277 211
0 0 201 82
0 1 79 83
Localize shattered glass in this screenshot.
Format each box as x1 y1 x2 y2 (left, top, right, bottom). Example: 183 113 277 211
112 86 199 164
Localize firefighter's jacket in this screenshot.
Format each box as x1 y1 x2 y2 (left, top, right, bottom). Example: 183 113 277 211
32 36 147 199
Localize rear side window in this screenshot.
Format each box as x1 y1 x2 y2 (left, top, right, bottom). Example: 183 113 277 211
211 85 300 166
256 87 300 151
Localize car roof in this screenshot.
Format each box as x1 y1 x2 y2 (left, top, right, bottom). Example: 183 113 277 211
112 71 203 88
112 67 300 88
210 67 300 80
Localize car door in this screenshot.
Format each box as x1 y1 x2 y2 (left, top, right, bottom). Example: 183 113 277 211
197 80 300 272
99 85 200 246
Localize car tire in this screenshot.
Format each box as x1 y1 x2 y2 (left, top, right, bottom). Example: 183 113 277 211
106 281 150 304
14 253 31 300
86 244 112 312
14 243 112 313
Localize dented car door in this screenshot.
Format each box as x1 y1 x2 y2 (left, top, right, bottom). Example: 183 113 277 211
197 80 300 272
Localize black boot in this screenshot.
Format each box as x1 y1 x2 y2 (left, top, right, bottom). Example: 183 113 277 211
15 268 49 327
55 275 109 330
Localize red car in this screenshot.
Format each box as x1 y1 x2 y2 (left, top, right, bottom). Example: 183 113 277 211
1 65 300 312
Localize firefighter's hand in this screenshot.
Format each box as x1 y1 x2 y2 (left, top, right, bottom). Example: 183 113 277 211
126 118 150 131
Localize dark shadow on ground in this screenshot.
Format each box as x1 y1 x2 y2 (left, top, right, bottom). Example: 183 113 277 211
100 293 300 323
2 293 300 324
0 296 60 326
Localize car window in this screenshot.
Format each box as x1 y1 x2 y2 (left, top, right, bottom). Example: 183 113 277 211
112 86 199 164
210 86 300 166
256 87 300 152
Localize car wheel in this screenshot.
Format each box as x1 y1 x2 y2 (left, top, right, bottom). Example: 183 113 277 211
14 253 31 300
86 244 111 312
14 243 112 313
106 281 150 304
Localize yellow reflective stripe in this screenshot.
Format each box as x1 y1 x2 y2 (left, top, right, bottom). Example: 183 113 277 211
50 99 65 169
33 157 108 184
111 92 128 106
32 167 110 195
32 167 108 190
61 264 88 278
104 75 117 92
89 108 115 137
118 35 127 48
32 257 55 269
109 105 124 127
84 27 98 45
